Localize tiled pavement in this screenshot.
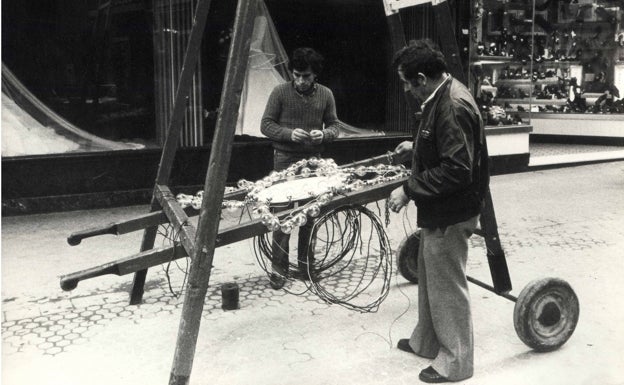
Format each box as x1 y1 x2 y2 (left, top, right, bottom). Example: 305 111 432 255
2 156 624 384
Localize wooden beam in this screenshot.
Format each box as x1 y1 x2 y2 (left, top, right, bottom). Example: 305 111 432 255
66 207 194 246
60 246 184 291
168 0 258 383
479 190 512 294
155 185 197 257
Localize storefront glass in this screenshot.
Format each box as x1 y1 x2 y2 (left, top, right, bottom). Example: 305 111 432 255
470 0 624 129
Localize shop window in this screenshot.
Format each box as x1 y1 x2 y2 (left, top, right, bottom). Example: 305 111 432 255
470 0 624 129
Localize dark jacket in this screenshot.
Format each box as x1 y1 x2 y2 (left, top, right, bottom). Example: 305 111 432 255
403 76 490 228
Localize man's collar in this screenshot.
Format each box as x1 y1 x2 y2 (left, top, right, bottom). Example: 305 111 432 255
292 81 317 96
421 74 451 109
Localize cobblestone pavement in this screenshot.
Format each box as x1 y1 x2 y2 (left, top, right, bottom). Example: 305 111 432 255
2 161 624 385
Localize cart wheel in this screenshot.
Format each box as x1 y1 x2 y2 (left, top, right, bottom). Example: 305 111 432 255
513 277 579 352
396 231 420 283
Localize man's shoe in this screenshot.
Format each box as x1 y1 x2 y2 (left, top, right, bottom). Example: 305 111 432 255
418 366 448 383
397 339 437 359
269 273 286 290
397 339 416 354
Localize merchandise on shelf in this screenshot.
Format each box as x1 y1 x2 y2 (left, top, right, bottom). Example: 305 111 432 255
470 0 624 121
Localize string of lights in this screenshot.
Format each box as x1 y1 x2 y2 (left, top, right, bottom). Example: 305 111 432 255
253 204 393 313
176 156 410 234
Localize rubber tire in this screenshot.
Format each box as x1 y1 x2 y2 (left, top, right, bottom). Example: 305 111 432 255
513 277 580 352
396 231 420 284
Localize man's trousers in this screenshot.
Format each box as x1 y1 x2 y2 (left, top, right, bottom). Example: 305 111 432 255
271 150 318 275
408 215 479 381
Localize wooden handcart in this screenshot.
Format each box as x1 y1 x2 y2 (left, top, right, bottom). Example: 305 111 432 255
59 1 579 384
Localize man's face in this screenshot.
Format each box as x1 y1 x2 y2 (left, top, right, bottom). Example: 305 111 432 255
398 68 427 103
293 67 316 93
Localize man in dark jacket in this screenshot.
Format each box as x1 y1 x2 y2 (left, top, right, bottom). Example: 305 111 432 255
261 47 340 289
387 39 489 383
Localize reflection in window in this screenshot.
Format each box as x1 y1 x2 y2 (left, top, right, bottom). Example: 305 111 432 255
2 65 144 157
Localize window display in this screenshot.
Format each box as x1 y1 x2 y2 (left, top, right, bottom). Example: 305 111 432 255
470 0 624 127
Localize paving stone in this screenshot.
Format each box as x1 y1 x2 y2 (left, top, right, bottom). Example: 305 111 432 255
45 346 63 355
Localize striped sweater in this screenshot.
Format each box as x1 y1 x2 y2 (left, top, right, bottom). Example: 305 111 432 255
261 82 340 154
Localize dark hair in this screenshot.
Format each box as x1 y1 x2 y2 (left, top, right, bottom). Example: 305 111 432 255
289 47 324 74
392 39 447 80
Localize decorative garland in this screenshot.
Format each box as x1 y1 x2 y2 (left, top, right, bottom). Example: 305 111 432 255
176 156 410 233
174 157 406 312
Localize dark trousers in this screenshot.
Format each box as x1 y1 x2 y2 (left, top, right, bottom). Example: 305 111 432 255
271 150 318 275
271 216 314 275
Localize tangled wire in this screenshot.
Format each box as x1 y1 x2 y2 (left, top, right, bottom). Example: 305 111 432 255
157 223 189 297
254 204 392 313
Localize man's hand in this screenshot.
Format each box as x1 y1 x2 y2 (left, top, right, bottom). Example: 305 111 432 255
388 186 409 213
393 140 414 163
309 130 324 144
291 128 311 143
394 140 414 155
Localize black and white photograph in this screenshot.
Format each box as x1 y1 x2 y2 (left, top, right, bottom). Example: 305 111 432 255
2 0 624 384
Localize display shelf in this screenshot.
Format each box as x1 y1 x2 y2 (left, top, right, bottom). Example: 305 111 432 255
472 56 514 65
496 78 560 86
471 60 582 67
495 78 531 85
497 98 567 105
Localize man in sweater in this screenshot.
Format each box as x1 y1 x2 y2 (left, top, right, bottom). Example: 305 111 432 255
261 47 340 289
387 39 490 383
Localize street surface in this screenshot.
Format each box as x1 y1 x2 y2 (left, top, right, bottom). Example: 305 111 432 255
2 161 624 385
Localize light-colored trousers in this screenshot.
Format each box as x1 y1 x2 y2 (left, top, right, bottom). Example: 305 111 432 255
408 215 479 381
